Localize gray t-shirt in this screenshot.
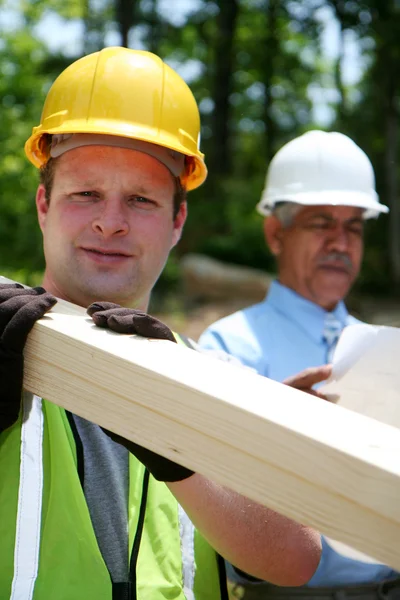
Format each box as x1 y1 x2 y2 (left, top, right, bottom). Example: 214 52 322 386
71 414 129 583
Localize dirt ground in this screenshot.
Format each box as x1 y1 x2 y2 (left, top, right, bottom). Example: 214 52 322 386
154 293 400 344
154 298 252 342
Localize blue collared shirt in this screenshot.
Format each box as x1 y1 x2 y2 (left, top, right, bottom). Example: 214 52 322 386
199 280 398 586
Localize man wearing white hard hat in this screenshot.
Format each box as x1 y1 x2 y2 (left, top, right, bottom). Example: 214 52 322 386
200 131 400 598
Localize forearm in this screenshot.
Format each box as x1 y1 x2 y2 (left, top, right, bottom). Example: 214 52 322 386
168 473 321 586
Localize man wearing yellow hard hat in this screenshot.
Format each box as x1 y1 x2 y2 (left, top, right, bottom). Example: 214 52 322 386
0 47 321 599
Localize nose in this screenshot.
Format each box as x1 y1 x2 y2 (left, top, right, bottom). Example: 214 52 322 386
92 199 129 238
326 226 350 253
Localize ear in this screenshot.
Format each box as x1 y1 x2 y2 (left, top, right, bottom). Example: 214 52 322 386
263 215 284 256
36 184 50 233
171 201 187 248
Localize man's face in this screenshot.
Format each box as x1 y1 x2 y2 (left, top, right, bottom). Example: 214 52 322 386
36 145 186 309
264 205 364 310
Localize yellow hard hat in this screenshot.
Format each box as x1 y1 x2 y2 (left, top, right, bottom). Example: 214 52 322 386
24 47 207 190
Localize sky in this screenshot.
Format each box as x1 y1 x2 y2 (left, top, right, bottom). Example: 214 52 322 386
0 0 366 126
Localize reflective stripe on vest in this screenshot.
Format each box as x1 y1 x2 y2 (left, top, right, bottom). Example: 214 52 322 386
179 505 196 600
11 393 44 600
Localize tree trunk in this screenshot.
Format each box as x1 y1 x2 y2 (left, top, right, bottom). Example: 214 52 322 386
334 16 347 122
82 0 105 54
262 0 280 162
330 0 348 123
375 0 400 286
385 77 400 285
208 0 239 177
115 0 136 47
147 0 160 55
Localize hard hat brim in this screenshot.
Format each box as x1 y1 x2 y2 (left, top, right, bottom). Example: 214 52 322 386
257 190 389 220
25 127 207 192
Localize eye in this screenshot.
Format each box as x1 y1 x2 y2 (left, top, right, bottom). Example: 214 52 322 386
72 191 99 200
129 196 157 209
307 220 331 230
347 223 363 236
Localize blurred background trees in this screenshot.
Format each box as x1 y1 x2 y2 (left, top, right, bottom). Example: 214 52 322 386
0 0 399 299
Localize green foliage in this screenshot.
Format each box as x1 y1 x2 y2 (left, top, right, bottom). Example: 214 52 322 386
181 173 274 271
0 0 398 296
21 0 84 21
0 29 49 273
0 267 44 287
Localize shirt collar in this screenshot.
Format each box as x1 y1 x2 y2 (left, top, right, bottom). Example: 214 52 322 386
264 280 350 344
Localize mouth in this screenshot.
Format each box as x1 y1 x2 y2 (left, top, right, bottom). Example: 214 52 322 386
318 264 351 275
80 247 132 262
82 246 131 256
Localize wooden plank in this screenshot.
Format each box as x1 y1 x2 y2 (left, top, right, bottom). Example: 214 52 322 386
1 276 400 569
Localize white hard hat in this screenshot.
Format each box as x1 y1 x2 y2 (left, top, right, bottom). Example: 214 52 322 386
256 130 389 219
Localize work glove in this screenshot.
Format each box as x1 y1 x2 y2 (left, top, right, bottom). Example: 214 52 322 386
87 301 194 482
0 284 57 434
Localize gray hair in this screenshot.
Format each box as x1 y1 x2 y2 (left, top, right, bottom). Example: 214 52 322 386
273 202 302 228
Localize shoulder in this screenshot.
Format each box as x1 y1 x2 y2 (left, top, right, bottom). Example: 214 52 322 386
199 302 266 345
198 302 273 370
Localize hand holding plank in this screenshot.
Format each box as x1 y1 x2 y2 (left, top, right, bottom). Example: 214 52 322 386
88 302 176 341
87 301 195 482
0 284 57 433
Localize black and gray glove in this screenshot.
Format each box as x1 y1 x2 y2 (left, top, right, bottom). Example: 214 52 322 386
0 284 57 433
87 301 194 482
87 302 176 341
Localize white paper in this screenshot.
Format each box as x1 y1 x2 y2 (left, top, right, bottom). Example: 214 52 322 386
321 323 400 429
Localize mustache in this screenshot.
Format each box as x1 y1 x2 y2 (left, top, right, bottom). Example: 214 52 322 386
318 253 353 271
